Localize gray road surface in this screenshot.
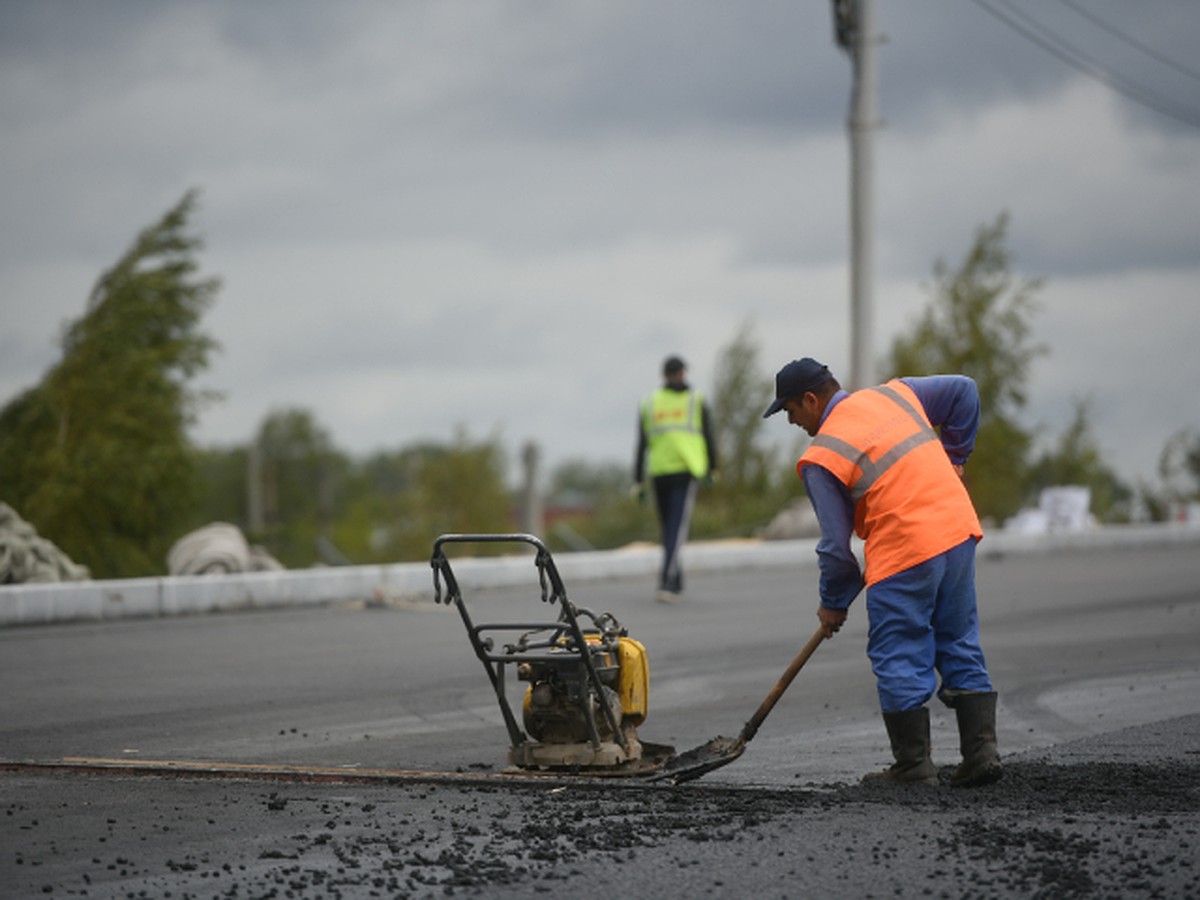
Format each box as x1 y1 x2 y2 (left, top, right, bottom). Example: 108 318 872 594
3 540 1199 898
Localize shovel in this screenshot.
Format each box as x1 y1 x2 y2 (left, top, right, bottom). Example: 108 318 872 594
653 625 827 784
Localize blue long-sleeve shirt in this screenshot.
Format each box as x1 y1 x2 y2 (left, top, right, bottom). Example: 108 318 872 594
801 375 980 610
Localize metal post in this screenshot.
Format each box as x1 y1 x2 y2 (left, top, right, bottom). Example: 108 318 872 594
520 441 544 539
836 0 878 391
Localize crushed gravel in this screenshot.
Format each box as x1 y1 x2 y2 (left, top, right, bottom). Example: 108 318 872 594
4 716 1199 900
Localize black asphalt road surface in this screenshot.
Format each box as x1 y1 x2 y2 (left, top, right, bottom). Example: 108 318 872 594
3 539 1199 898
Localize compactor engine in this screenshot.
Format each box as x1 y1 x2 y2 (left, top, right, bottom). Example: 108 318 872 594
514 627 649 766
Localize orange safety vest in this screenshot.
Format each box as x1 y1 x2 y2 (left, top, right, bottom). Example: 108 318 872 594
798 380 982 586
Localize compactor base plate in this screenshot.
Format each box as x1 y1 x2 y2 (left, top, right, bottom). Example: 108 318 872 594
507 740 676 778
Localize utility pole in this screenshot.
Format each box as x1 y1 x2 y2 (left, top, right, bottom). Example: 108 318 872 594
833 0 879 390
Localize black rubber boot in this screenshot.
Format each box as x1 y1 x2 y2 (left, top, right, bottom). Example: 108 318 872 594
949 691 1003 787
862 707 938 786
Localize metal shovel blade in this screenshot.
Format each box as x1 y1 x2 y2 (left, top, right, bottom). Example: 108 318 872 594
654 735 746 784
649 626 826 786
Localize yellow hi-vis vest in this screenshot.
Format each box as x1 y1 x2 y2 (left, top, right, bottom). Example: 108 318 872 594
642 388 709 478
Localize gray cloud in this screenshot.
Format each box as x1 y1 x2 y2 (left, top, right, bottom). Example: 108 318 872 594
3 0 1199 494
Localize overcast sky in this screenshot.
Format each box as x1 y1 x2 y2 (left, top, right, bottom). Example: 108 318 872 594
3 1 1198 498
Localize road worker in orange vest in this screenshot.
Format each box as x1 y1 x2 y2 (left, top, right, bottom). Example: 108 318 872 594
764 357 1002 787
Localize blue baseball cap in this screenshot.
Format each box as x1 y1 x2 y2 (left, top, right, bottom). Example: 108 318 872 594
762 358 832 418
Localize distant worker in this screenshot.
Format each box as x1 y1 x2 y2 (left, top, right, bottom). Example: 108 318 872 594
763 357 1002 787
634 355 718 604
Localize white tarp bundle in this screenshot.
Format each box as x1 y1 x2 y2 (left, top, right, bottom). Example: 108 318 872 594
1004 486 1095 534
167 522 284 576
0 502 91 584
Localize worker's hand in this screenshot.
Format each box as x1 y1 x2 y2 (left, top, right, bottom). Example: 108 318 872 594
702 471 718 487
630 484 646 504
952 463 965 481
817 606 847 639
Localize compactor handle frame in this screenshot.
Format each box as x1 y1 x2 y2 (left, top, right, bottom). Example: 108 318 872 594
430 533 628 754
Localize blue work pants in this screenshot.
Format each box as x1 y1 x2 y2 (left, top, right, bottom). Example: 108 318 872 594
865 537 992 712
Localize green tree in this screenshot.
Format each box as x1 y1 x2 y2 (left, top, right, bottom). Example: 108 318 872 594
1159 428 1200 499
1026 399 1131 522
709 322 775 495
542 458 656 552
330 432 514 563
548 458 631 504
325 447 417 562
1143 427 1200 520
883 213 1045 523
389 431 513 560
248 408 351 567
0 190 219 577
190 444 250 530
699 320 803 536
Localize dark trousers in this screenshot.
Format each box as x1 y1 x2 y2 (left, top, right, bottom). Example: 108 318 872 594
652 472 698 593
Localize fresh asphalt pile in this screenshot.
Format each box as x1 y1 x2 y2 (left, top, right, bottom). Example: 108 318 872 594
4 715 1197 899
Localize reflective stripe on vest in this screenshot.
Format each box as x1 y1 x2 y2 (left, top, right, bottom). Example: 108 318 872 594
799 380 982 585
643 388 709 478
809 384 940 503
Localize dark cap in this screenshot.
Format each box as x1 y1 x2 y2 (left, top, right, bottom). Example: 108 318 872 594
762 358 832 418
663 355 686 376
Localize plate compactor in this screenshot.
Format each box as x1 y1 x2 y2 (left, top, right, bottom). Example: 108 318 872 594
431 533 672 775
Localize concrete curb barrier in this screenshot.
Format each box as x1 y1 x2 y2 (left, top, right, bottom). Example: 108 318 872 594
2 524 1197 627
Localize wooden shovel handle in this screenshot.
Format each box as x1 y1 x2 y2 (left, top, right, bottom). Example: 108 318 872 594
740 625 827 743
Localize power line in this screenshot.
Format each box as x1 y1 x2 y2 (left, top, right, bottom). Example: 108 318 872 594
970 0 1200 129
1058 0 1200 86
